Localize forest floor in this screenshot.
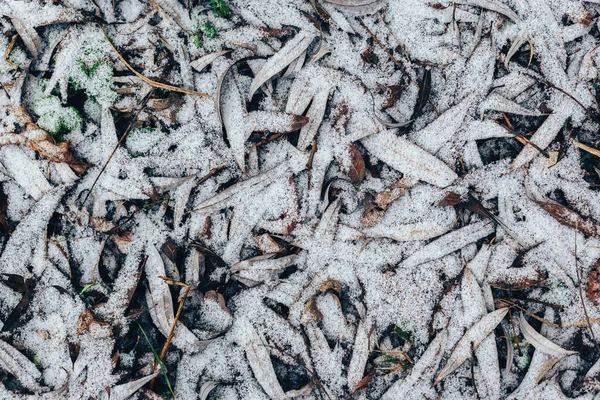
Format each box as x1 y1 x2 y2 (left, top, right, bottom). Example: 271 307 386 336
2 0 600 399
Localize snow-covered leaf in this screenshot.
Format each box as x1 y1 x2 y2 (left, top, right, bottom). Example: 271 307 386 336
435 307 508 384
249 29 318 99
362 130 458 188
519 313 578 357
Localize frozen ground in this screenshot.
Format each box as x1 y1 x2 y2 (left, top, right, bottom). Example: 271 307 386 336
2 0 600 399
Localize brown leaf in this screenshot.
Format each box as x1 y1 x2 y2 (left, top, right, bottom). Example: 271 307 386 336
77 309 108 335
303 297 323 324
374 178 413 209
566 9 593 26
382 85 402 110
438 191 462 207
4 106 90 173
534 200 600 237
355 369 375 390
348 143 366 184
587 259 600 305
361 207 385 227
488 272 546 290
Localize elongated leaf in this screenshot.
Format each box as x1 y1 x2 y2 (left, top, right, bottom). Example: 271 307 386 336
97 370 160 400
400 221 495 269
455 0 520 22
296 88 331 150
245 321 286 399
231 254 300 284
364 220 451 242
190 167 279 214
535 357 565 384
462 269 501 400
249 29 317 99
0 185 66 276
0 339 42 391
324 0 380 5
435 308 509 384
200 381 219 400
348 318 374 392
410 95 474 154
508 107 569 172
9 16 41 58
381 330 447 399
519 313 578 357
479 93 542 117
191 50 230 73
533 199 600 237
362 130 458 188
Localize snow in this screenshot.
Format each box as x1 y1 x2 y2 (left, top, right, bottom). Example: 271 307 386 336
1 0 600 398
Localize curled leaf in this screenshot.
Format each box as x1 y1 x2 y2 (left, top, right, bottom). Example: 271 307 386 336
519 313 578 357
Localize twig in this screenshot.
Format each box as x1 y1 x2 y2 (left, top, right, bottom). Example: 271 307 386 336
81 89 155 206
151 278 192 385
575 222 600 353
100 25 211 97
3 35 18 70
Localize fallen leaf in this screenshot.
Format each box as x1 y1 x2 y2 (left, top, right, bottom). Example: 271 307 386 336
0 338 42 391
244 321 287 399
435 308 509 384
519 313 578 357
400 221 495 269
361 130 458 188
533 199 600 237
249 28 318 99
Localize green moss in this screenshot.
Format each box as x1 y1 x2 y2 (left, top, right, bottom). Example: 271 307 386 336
210 0 230 18
192 34 204 48
34 96 82 136
200 22 217 39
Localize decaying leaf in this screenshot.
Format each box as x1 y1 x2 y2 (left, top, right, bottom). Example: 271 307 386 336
532 199 600 237
587 259 600 305
435 308 509 384
519 313 578 357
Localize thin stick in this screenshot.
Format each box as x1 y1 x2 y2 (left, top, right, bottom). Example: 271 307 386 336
151 278 192 385
100 26 210 97
81 89 154 206
575 222 600 353
3 35 18 70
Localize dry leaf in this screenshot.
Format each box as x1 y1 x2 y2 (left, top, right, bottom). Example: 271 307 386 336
0 339 42 391
400 221 495 269
249 28 317 99
348 318 375 392
9 16 42 58
347 143 366 184
97 370 160 400
362 130 458 188
435 308 509 384
533 199 600 237
587 259 600 305
519 313 578 357
244 321 287 399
